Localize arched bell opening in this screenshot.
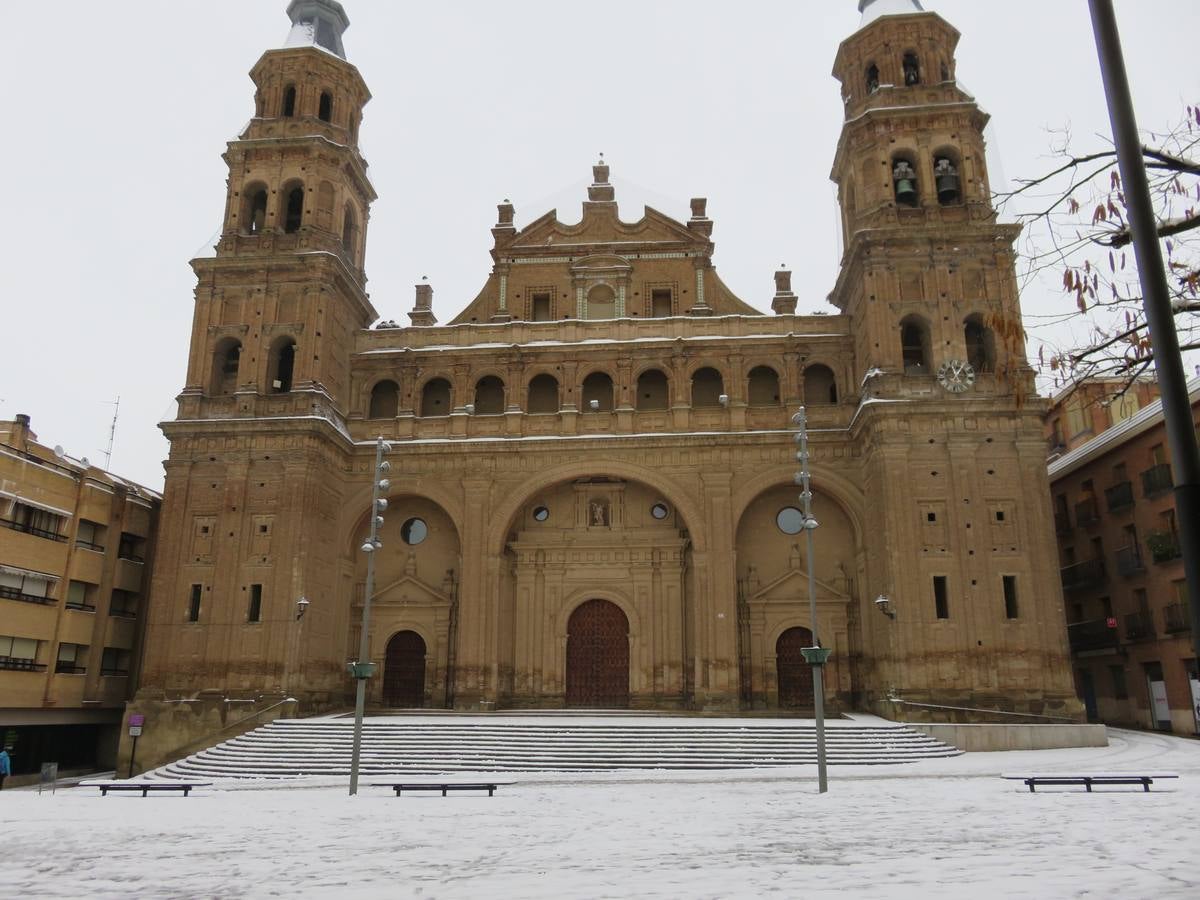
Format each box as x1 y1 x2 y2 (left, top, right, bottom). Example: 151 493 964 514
900 315 932 374
473 375 505 414
420 378 452 417
902 51 921 86
581 371 614 412
964 313 997 373
865 62 880 94
691 367 725 408
281 84 296 118
527 373 560 413
803 364 838 405
368 380 399 419
891 153 919 207
267 336 297 393
239 182 269 235
932 148 963 205
210 338 242 397
281 181 305 233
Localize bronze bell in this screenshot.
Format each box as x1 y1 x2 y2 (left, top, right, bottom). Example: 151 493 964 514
893 161 918 206
935 159 961 204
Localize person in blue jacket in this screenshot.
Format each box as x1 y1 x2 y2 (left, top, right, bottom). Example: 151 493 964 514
0 746 11 790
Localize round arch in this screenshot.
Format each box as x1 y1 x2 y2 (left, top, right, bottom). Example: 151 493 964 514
730 464 866 547
554 586 641 641
486 459 706 555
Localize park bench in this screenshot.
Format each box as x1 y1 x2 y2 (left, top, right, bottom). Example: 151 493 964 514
371 782 509 797
1002 772 1178 793
86 781 213 797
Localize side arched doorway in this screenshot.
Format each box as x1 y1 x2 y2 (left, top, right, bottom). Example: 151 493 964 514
776 627 815 710
383 630 426 708
566 599 630 708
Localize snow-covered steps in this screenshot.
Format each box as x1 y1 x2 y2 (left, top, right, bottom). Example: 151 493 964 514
154 714 961 780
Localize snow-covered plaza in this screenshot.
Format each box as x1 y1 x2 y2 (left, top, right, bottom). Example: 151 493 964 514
1 726 1196 899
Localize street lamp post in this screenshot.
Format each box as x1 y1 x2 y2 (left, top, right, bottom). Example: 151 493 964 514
793 408 830 793
348 437 391 796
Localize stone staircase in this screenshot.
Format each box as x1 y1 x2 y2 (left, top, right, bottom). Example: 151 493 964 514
152 713 960 780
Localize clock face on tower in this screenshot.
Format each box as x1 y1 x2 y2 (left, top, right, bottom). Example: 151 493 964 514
937 359 976 393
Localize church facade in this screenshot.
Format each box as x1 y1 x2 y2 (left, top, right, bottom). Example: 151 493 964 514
136 0 1081 733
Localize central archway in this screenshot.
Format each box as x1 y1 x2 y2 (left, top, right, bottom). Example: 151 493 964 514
776 627 815 709
383 630 426 708
566 599 630 708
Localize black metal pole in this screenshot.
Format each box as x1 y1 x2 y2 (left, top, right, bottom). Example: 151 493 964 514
1088 0 1200 670
128 735 138 779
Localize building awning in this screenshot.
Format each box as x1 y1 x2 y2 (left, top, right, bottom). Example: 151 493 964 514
0 563 59 583
0 489 73 519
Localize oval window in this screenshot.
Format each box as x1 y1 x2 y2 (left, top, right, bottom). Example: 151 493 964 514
650 502 669 520
776 507 804 535
532 506 550 522
400 518 428 545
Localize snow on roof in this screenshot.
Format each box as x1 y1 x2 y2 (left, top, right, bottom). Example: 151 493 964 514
283 0 349 60
858 0 925 26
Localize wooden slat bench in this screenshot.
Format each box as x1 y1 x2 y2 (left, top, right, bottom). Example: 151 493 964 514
1002 773 1178 793
87 781 213 797
371 782 509 797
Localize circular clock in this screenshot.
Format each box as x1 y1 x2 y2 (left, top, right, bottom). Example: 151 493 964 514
937 359 976 393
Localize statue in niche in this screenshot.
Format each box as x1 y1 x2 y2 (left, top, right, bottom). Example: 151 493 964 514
404 552 417 576
789 543 802 570
589 499 609 526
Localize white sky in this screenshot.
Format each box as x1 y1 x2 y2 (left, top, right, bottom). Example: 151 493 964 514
0 0 1195 490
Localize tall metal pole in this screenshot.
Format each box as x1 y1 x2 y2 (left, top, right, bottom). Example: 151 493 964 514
349 438 390 795
1089 0 1200 665
794 408 829 793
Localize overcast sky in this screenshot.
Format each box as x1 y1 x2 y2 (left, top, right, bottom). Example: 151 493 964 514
0 0 1194 490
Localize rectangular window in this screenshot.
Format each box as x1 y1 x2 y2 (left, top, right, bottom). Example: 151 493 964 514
248 584 263 623
933 576 949 619
531 293 551 322
651 288 673 318
100 647 131 677
0 569 53 604
109 590 139 618
55 642 87 675
187 584 202 622
118 532 146 563
76 519 106 552
3 502 66 542
1109 665 1128 700
0 634 41 671
66 580 97 612
1002 575 1018 619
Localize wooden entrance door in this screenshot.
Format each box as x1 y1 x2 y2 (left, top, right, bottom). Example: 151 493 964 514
566 599 630 708
383 630 426 708
776 627 815 710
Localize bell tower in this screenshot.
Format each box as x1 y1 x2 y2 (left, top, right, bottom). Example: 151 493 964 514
143 1 377 706
178 0 377 423
829 1 1080 719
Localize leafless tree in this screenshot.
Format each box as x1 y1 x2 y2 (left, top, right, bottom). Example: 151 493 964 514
995 104 1200 398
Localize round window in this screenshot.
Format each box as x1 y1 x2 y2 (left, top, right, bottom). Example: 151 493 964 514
400 518 428 545
776 507 804 535
533 506 550 522
650 502 669 520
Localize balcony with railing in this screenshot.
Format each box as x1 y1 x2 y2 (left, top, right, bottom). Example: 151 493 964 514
1164 602 1192 634
1074 497 1100 527
53 662 86 674
64 600 97 613
1114 545 1145 577
1060 558 1106 591
1146 530 1181 564
1124 610 1157 641
1067 618 1120 653
0 585 56 606
1140 463 1173 497
1104 480 1134 512
0 518 67 542
0 656 46 672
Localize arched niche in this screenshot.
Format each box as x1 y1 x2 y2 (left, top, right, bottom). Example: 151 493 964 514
420 378 452 417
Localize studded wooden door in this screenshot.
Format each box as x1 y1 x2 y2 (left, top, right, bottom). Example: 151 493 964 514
383 630 426 708
566 599 630 708
776 627 815 710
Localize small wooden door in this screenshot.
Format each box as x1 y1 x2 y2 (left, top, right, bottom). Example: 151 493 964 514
776 627 815 710
566 599 630 708
383 630 426 708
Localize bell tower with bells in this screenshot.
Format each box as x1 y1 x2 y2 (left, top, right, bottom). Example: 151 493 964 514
827 1 1078 717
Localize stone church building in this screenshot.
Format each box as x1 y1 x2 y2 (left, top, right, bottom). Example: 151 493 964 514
137 0 1081 726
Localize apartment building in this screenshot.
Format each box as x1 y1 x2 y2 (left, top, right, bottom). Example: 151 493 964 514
0 414 160 779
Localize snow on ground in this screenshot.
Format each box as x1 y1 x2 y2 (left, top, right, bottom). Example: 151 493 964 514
0 727 1196 899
